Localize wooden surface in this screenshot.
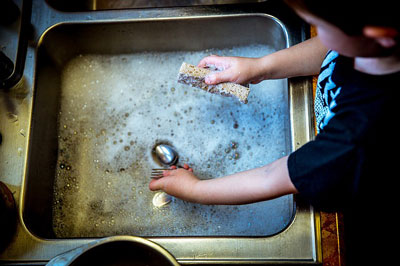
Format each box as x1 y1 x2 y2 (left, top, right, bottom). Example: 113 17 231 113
321 212 346 266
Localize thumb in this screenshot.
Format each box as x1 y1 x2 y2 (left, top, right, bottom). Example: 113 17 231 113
149 178 164 191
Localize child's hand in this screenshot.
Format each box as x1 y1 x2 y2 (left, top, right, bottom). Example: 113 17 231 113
198 55 265 85
149 164 200 203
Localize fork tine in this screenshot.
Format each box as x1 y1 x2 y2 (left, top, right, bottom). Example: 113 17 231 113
151 171 163 174
151 169 166 179
151 169 167 173
151 165 184 179
151 173 163 176
151 171 164 175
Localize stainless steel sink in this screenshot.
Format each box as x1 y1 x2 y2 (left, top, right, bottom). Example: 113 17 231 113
27 14 296 239
0 0 319 264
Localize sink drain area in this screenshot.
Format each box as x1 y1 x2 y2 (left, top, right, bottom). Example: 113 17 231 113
51 45 293 238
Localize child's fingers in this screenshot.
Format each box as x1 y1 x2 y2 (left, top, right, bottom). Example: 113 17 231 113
205 70 234 85
182 163 193 172
197 55 220 68
163 170 172 176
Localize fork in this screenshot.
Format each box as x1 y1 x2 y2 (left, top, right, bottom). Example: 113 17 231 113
151 165 183 179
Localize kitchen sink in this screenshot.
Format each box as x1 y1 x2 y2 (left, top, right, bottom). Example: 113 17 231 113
25 14 294 239
46 0 267 11
0 0 319 264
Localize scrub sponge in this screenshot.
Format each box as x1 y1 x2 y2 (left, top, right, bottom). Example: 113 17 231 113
177 62 250 104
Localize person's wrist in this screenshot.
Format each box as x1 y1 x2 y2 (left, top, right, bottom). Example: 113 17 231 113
189 179 206 204
256 55 274 80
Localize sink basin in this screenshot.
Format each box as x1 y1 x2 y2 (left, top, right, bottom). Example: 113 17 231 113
46 0 267 11
24 14 293 239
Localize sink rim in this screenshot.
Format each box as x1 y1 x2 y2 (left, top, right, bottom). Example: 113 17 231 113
44 0 269 12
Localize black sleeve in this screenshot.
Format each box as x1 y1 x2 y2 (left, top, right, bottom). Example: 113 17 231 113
287 106 368 210
288 137 356 210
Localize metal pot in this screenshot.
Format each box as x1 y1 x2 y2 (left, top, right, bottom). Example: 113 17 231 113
46 236 180 266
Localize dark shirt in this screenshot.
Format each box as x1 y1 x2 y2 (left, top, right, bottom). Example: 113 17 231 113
288 50 399 265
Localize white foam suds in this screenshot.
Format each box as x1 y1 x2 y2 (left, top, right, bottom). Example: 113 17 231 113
52 45 293 237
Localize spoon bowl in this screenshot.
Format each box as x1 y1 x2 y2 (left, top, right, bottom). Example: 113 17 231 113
153 144 178 166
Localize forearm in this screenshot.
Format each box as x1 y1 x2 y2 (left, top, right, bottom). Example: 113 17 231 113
258 36 328 79
192 156 298 205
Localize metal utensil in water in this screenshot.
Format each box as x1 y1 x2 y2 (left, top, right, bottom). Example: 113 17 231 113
151 166 183 179
154 144 178 166
152 191 172 207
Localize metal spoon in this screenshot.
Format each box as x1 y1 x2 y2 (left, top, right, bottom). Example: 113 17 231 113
154 144 178 166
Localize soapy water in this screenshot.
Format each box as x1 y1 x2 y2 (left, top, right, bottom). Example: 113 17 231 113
52 45 293 237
